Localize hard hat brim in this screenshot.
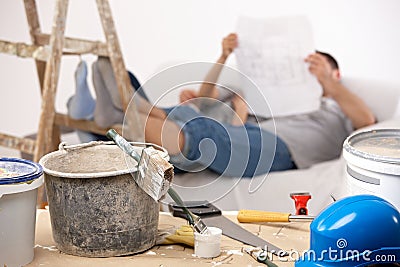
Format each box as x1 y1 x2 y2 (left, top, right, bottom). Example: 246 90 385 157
295 247 400 267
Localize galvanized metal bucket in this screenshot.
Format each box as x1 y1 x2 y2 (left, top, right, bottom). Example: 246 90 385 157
39 141 169 257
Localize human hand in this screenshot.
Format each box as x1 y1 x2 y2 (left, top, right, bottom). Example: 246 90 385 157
221 33 238 59
179 89 198 103
305 53 336 86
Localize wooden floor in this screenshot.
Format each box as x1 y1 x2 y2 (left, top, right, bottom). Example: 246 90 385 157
28 210 311 267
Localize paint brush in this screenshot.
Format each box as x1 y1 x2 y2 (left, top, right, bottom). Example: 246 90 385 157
167 187 209 234
106 129 174 201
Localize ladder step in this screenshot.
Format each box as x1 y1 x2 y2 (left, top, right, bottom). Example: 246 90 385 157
0 133 36 155
0 40 49 61
0 36 109 61
35 33 109 56
54 113 122 136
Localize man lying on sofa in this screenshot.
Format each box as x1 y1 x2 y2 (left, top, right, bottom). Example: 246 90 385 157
68 34 376 177
175 33 376 171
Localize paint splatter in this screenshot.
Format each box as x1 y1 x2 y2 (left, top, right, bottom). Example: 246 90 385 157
0 167 18 178
226 249 243 256
35 245 58 252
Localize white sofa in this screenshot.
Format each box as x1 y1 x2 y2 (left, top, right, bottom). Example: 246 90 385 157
162 77 400 215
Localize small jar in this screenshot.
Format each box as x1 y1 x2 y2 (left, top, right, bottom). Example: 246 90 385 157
194 227 222 258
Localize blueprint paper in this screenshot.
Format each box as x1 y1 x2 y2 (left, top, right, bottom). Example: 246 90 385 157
235 16 322 118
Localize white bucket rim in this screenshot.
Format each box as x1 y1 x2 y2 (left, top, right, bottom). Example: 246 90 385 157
343 128 400 175
0 157 44 197
39 141 170 179
0 175 44 198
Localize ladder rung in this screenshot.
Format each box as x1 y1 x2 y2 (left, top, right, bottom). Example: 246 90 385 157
0 133 36 155
54 113 122 136
35 33 109 56
0 40 49 61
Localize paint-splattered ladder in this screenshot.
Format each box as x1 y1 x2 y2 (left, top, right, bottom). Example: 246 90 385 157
0 0 143 207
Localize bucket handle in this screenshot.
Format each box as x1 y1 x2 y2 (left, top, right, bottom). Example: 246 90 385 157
58 141 169 155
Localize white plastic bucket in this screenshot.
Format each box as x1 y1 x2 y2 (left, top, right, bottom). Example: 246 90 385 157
343 129 400 210
0 157 44 267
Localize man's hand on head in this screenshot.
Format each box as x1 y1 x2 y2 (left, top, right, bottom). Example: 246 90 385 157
305 53 338 96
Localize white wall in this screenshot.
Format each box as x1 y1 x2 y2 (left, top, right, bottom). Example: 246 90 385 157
1 0 400 137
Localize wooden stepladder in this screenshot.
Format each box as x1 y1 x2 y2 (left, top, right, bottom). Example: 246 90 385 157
0 0 143 207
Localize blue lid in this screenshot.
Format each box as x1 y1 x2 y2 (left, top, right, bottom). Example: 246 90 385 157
0 158 43 185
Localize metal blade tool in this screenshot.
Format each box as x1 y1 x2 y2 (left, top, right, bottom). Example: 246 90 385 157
169 201 288 256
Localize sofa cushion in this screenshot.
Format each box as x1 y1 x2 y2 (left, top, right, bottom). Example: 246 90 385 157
342 77 400 122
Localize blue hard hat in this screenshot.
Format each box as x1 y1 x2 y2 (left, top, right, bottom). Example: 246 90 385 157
295 195 400 267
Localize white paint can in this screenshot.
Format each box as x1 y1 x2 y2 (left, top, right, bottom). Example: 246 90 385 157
343 129 400 210
0 158 44 267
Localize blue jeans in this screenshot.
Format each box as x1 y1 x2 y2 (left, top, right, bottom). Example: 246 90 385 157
163 106 295 177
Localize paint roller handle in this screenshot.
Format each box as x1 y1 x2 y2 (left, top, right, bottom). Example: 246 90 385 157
238 210 291 223
106 129 141 162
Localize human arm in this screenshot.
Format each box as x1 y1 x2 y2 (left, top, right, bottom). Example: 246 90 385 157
305 53 376 129
323 82 376 129
230 94 248 126
198 33 238 99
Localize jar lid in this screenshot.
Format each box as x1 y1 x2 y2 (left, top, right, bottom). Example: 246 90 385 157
0 158 43 185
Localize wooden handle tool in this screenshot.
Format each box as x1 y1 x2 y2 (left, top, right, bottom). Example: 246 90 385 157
237 210 314 223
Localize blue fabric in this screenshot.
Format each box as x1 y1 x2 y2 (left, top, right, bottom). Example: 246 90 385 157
164 106 295 177
127 70 149 101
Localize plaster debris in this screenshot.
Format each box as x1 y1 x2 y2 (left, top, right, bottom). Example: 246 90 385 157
146 250 157 255
35 245 58 252
273 232 288 237
226 249 243 256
